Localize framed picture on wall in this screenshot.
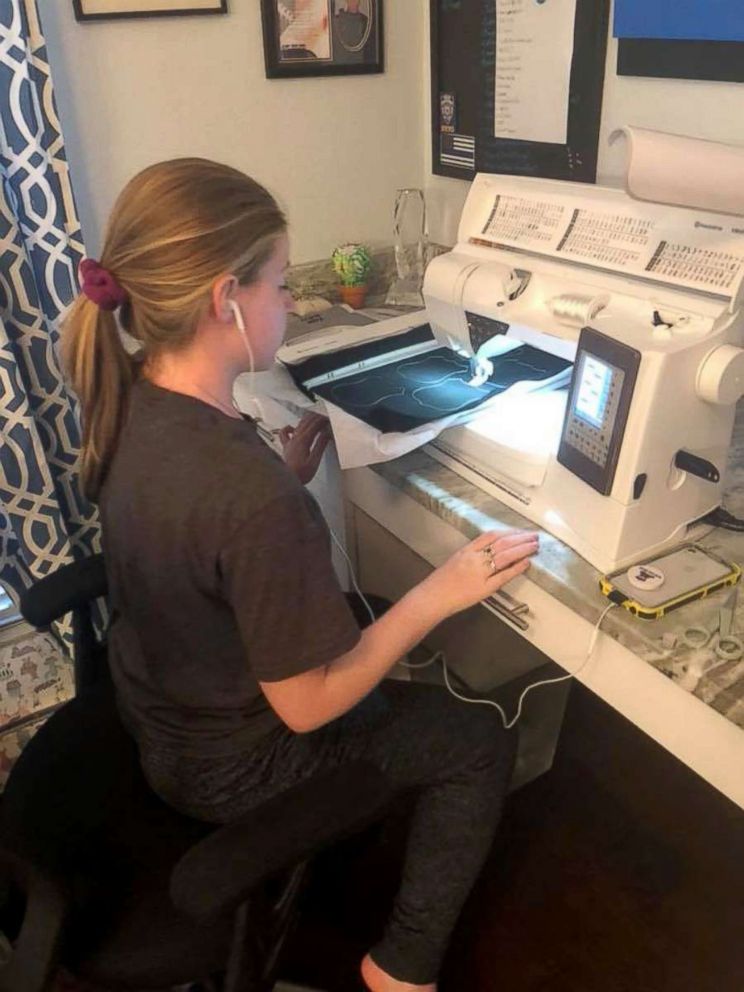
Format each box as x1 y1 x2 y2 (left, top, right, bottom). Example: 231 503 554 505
261 0 384 78
73 0 227 20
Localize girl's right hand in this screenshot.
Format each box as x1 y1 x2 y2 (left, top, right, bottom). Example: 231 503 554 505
421 529 539 618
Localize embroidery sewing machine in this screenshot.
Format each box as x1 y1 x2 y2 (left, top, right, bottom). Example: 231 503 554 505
420 173 744 573
277 173 744 573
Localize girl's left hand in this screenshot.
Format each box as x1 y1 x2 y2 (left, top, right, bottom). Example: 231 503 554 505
278 412 333 484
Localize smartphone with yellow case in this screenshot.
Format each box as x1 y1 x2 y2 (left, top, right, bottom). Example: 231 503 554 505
599 544 741 621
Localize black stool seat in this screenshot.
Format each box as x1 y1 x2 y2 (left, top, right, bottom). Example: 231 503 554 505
0 555 395 992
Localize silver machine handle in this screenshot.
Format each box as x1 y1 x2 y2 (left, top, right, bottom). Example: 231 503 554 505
482 589 531 631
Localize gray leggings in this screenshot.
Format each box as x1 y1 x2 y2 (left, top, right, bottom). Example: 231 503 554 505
143 680 516 984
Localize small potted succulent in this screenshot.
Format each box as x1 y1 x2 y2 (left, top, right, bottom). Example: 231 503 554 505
332 243 372 309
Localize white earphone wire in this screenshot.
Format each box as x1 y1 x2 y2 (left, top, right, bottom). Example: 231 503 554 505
228 298 268 424
330 526 615 729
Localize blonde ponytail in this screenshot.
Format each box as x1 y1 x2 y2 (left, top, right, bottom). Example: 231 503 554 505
62 158 286 501
63 294 135 500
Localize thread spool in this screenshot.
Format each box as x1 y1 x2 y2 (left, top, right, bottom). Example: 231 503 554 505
549 293 609 326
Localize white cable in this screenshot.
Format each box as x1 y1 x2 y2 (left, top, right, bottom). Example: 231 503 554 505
401 650 444 671
329 521 617 728
329 528 377 624
439 602 617 730
329 530 453 672
329 529 443 669
229 299 269 425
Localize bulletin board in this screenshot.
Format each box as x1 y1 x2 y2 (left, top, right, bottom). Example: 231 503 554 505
430 0 610 184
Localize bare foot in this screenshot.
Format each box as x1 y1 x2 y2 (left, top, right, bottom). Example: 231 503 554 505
361 953 437 992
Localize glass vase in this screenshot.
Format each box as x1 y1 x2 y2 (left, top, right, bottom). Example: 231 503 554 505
386 188 428 307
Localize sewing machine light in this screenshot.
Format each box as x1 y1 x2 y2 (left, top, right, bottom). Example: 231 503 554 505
544 508 567 530
457 390 567 463
513 397 562 450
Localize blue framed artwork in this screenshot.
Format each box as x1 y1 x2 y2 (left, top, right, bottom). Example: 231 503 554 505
614 1 744 43
614 0 744 82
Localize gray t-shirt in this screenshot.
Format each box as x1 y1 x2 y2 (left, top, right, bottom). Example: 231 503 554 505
100 379 361 757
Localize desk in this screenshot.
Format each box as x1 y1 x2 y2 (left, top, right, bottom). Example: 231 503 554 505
237 294 744 987
234 308 744 812
343 450 744 812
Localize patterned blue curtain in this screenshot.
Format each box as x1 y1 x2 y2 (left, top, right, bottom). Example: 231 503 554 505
0 1 100 607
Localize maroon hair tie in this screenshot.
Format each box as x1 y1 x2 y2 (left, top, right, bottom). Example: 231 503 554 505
79 258 128 311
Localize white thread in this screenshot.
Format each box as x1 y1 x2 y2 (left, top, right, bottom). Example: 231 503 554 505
549 293 609 326
398 355 464 383
329 376 407 410
411 368 482 405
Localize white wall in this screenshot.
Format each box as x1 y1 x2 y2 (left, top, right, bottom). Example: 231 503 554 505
598 34 744 183
45 1 744 261
41 0 426 263
424 2 744 247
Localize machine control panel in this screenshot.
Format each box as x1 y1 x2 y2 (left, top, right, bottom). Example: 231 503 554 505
558 327 641 495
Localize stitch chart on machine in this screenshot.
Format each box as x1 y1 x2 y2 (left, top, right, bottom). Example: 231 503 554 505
313 345 571 433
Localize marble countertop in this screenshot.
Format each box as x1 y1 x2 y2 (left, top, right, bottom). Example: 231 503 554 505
367 404 744 734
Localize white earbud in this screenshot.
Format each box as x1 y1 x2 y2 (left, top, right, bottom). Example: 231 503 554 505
228 298 246 334
228 297 267 423
228 298 253 370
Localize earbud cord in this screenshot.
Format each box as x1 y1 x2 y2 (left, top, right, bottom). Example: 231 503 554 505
329 528 616 730
190 382 242 419
229 299 269 424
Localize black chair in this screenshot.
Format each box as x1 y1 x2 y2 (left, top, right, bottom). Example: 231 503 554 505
0 554 394 992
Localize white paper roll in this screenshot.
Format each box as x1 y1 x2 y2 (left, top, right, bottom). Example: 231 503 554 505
610 126 744 216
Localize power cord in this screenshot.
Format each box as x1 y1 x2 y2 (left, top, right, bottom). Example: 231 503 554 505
437 601 615 730
329 528 617 730
703 507 744 532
